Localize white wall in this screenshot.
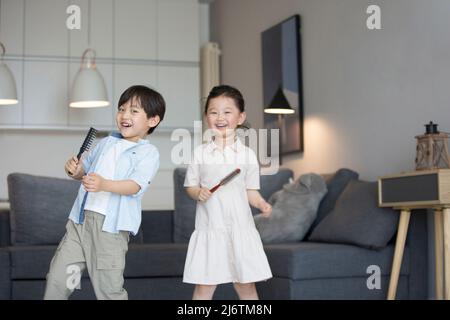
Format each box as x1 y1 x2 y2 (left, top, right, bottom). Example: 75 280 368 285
0 0 209 209
211 0 450 181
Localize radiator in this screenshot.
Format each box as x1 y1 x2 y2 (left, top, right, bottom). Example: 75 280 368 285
200 42 221 100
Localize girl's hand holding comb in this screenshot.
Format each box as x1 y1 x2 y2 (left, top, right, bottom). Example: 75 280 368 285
197 187 212 202
65 156 84 180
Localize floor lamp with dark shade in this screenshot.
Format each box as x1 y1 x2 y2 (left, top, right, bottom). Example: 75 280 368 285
264 87 295 164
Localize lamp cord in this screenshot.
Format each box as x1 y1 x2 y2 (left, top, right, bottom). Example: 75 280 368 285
87 0 91 47
0 0 2 40
81 48 96 68
0 42 4 60
0 0 2 39
0 0 4 61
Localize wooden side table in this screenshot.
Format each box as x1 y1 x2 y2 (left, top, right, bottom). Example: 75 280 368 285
378 169 450 300
386 206 450 300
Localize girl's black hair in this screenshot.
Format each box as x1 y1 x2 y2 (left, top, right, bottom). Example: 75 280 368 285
118 85 166 134
204 85 245 114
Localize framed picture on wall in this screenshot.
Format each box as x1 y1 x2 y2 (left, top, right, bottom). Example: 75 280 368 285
262 14 303 158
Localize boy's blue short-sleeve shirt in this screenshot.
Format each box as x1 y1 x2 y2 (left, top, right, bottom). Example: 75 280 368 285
68 132 160 235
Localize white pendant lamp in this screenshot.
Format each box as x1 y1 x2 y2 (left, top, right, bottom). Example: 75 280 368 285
69 48 109 108
0 42 18 105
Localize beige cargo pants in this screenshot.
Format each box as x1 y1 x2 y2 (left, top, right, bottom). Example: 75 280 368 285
44 210 129 300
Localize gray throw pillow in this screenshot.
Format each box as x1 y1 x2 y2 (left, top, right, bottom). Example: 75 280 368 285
307 168 359 238
7 173 80 245
250 169 294 215
254 173 327 243
308 180 399 249
173 167 294 243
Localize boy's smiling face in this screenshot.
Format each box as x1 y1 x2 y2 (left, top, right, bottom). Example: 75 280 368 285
116 97 160 142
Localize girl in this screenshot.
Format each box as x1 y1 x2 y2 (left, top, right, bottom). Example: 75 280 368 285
183 85 273 300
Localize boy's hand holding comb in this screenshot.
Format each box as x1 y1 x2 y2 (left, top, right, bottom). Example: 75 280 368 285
67 127 98 176
65 156 84 179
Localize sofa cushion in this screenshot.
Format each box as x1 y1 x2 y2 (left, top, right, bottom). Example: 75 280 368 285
264 242 409 280
308 180 399 249
173 167 294 243
0 248 10 299
140 210 173 243
0 209 10 246
10 244 189 279
9 245 56 279
124 243 188 277
8 173 80 245
173 168 197 243
307 168 359 238
254 173 327 243
129 231 144 244
10 241 409 281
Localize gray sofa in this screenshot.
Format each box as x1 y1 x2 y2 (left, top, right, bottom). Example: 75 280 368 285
0 168 428 299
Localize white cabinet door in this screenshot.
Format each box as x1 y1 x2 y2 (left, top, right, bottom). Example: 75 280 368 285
156 65 200 129
0 0 24 56
113 63 157 106
68 0 114 59
157 0 199 62
114 0 157 60
24 0 68 56
91 0 113 58
23 61 68 125
0 61 23 125
1 0 202 131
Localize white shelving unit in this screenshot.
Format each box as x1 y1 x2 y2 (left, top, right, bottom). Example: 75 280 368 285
0 0 206 210
0 0 201 131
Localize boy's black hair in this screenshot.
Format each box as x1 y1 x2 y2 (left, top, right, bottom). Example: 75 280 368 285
204 85 245 114
118 85 166 134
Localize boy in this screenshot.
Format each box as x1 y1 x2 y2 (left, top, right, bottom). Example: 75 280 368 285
44 85 165 300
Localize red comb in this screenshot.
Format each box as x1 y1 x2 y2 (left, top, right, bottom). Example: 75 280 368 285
209 168 241 193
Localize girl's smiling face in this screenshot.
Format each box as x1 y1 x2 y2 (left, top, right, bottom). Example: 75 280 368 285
205 96 246 139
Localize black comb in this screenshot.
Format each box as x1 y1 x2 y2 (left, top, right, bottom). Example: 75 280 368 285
68 127 98 175
76 127 98 160
209 168 241 193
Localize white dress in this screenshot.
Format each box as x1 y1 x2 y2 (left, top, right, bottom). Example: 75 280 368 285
183 138 273 285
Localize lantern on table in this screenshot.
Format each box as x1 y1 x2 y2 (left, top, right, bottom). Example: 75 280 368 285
415 122 450 170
